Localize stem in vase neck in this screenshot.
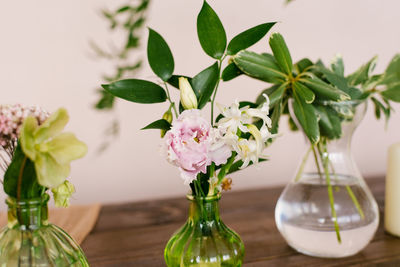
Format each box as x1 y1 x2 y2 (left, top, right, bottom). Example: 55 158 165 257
7 194 49 230
187 194 221 223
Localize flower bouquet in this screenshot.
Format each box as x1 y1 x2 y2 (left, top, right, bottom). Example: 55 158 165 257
0 105 89 266
102 1 278 265
229 33 400 257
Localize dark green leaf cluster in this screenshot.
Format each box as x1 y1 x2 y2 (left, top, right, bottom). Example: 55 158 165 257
230 33 400 144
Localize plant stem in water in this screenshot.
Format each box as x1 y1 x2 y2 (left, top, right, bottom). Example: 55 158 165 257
327 149 365 219
346 185 365 219
322 148 341 243
295 145 312 182
311 145 323 180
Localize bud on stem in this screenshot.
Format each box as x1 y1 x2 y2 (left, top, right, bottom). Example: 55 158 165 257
161 107 173 138
179 77 198 110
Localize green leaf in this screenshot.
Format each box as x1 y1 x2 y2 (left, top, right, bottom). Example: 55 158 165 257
363 74 384 91
317 66 363 100
347 56 377 86
371 97 391 122
239 101 258 109
197 1 227 59
329 102 355 120
191 62 219 108
116 6 131 13
222 63 243 81
233 50 287 83
256 85 278 105
4 144 43 199
292 90 320 144
147 28 174 81
226 158 267 175
269 33 293 75
299 75 350 101
315 105 342 139
227 22 276 55
382 85 400 102
179 102 185 113
270 98 283 134
95 90 115 110
268 83 287 106
288 116 298 131
371 97 382 119
381 54 400 86
293 81 315 104
102 79 167 103
256 83 286 106
141 119 171 130
331 55 345 76
318 67 348 91
167 75 192 89
295 58 313 74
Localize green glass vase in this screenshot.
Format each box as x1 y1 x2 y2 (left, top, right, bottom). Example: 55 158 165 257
164 194 244 267
0 194 89 266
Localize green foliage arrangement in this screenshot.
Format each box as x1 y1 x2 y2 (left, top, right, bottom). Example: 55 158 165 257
101 1 278 197
229 33 400 241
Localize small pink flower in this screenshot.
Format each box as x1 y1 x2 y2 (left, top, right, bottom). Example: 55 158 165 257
0 104 49 150
162 110 231 184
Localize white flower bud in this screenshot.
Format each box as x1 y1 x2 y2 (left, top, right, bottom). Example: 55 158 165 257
179 77 198 110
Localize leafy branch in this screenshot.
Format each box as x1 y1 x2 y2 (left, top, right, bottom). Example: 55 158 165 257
101 0 277 196
229 32 400 242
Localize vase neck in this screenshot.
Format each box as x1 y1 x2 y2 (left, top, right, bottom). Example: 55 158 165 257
6 194 49 230
187 195 221 222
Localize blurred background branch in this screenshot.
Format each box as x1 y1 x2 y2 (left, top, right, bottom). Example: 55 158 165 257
90 0 150 152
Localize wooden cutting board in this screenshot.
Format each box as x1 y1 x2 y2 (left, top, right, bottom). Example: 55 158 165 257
0 204 101 244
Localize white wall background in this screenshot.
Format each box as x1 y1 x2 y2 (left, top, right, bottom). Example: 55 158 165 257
0 0 399 206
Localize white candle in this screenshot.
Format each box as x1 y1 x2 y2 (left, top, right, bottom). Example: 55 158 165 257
385 142 400 236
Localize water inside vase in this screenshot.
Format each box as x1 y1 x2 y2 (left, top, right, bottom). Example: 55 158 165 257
275 174 379 258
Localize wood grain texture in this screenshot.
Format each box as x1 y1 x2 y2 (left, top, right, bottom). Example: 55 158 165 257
0 204 101 244
81 177 400 266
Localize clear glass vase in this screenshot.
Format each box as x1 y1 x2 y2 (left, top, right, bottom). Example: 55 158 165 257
0 194 89 266
275 101 379 258
164 194 245 267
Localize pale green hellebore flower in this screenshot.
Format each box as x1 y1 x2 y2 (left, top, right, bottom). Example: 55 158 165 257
20 108 88 188
179 77 198 110
52 180 75 207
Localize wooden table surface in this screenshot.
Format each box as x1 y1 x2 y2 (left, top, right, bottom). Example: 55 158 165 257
81 177 400 266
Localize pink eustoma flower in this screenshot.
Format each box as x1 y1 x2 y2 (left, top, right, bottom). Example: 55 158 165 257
162 110 231 184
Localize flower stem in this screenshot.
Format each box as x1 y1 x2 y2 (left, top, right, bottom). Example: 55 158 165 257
312 145 323 180
218 152 237 182
163 82 178 118
321 143 341 243
329 159 365 220
346 185 365 219
295 145 312 182
17 156 27 201
211 56 225 125
17 156 28 224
